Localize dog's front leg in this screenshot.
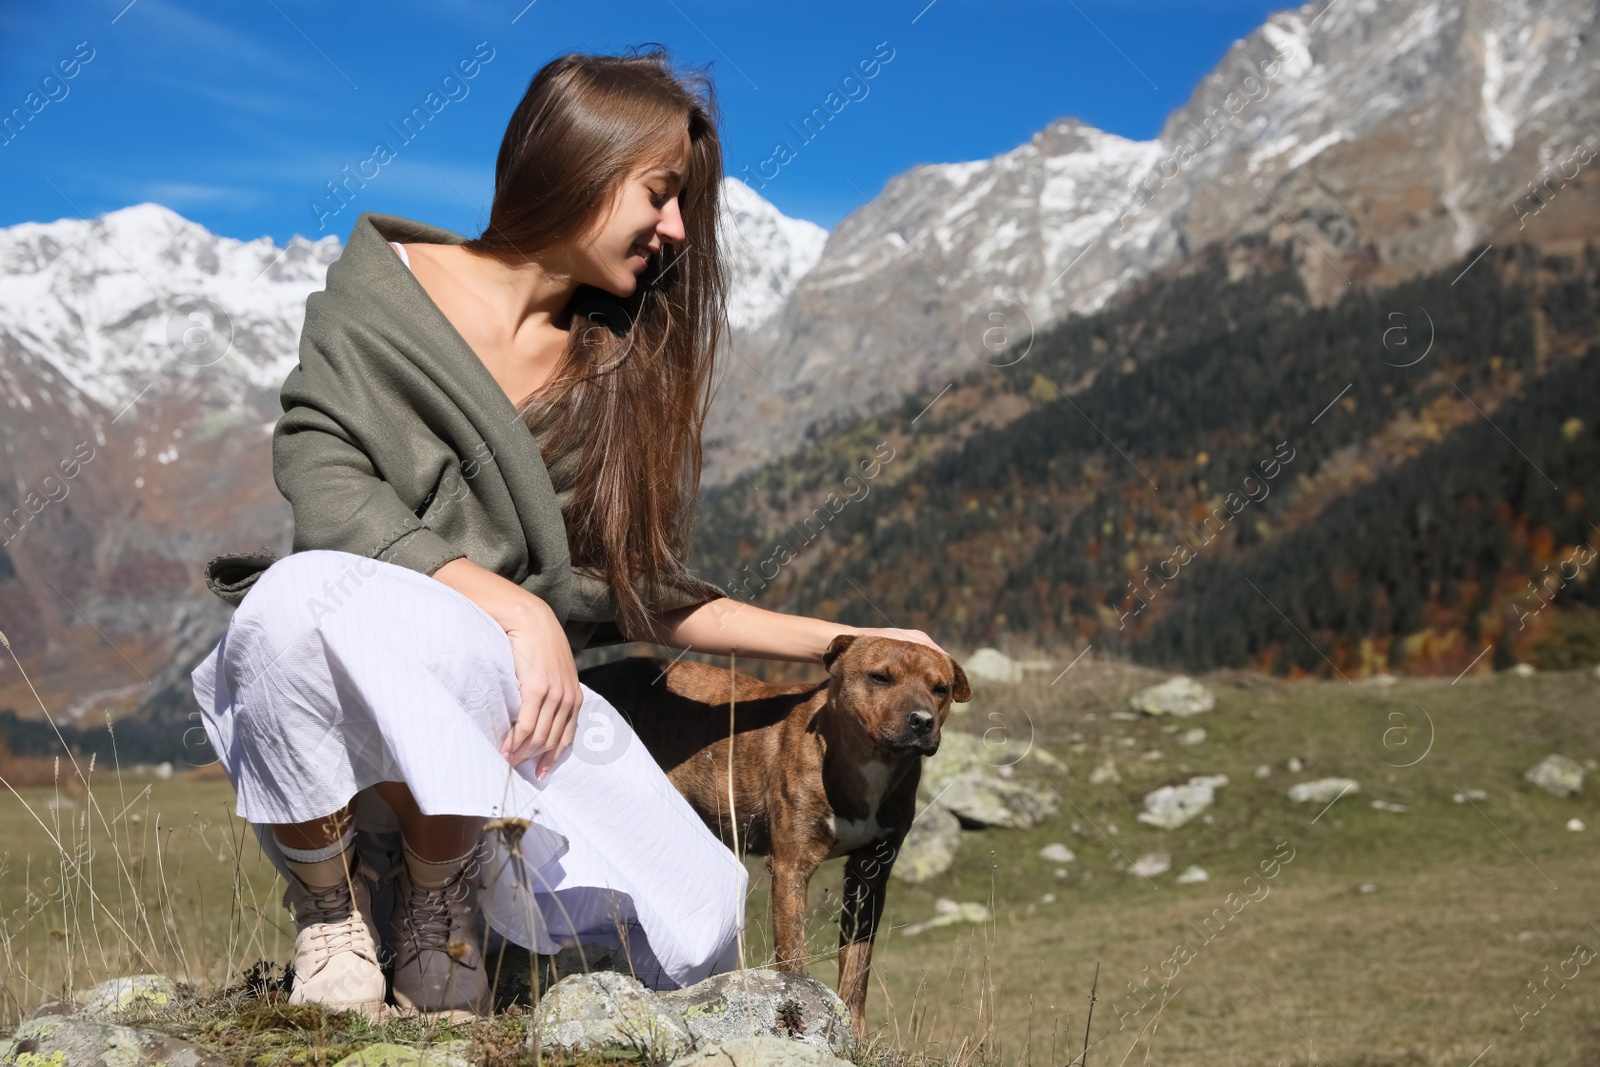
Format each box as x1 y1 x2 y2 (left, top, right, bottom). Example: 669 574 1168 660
768 841 827 974
838 836 900 1045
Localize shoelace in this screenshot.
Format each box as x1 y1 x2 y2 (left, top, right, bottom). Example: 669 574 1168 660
396 868 472 957
290 867 376 961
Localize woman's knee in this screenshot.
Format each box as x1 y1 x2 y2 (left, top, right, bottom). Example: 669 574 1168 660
237 550 385 631
223 551 367 678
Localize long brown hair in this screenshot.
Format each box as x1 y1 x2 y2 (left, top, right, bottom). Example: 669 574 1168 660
463 45 727 639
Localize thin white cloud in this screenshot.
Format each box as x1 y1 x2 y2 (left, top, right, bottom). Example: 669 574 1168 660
143 181 250 205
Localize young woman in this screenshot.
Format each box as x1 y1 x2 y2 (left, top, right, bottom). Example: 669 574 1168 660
191 47 943 1019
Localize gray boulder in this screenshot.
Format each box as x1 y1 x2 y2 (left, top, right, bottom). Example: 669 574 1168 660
0 1016 222 1067
77 975 179 1019
1137 775 1228 830
659 969 853 1056
939 770 1059 829
1525 755 1585 797
1130 677 1215 717
920 732 998 796
534 971 693 1060
890 804 962 883
964 648 1023 684
668 1035 854 1067
920 731 1053 797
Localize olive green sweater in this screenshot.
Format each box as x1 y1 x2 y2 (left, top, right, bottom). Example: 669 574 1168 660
203 210 723 652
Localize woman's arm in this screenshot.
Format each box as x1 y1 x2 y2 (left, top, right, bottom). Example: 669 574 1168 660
432 556 581 779
627 596 947 664
432 555 550 632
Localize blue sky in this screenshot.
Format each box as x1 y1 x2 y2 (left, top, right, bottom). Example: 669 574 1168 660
1 0 1295 245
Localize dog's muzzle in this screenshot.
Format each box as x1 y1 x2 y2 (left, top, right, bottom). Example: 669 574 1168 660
888 709 939 755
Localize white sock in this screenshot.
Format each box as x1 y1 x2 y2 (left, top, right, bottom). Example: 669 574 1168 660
278 827 356 888
403 840 474 889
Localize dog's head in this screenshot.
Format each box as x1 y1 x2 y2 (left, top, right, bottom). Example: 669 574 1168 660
822 634 971 756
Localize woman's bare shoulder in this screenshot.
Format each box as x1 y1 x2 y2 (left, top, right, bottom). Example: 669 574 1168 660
405 241 474 268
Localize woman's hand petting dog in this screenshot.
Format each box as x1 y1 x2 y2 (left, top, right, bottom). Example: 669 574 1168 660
849 625 948 658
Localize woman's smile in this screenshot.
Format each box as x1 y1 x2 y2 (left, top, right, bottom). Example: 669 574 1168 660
628 240 657 269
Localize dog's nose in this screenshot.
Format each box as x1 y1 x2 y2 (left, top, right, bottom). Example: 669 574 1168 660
909 709 934 734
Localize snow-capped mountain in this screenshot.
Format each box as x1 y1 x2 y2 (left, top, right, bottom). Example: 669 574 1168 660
1130 0 1598 291
700 119 1164 480
719 178 829 331
0 203 341 417
0 180 822 429
700 0 1600 482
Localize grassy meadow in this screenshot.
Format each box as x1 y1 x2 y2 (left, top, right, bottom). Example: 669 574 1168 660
3 659 1599 1065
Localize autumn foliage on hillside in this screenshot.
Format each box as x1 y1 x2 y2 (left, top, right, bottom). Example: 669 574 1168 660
693 239 1600 678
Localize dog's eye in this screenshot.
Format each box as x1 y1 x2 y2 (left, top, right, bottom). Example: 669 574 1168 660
932 684 950 696
868 671 892 685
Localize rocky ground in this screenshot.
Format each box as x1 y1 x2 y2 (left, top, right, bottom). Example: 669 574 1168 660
1 963 868 1067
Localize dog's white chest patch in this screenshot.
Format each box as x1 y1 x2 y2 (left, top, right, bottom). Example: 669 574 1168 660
828 760 895 853
831 812 884 852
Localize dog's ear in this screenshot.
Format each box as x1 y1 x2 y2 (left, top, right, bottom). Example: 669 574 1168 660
949 658 971 703
823 632 858 672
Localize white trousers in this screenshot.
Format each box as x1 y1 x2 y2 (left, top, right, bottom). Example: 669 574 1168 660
190 549 747 989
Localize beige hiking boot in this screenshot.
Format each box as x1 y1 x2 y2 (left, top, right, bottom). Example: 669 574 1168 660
389 850 491 1016
282 853 386 1017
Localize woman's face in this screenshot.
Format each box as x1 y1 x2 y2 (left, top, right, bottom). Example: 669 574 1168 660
574 127 693 299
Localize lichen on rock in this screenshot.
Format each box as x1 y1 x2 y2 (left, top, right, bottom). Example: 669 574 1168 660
658 969 853 1056
533 971 694 1061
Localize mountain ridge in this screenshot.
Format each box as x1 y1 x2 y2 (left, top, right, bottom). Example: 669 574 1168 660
700 0 1600 484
